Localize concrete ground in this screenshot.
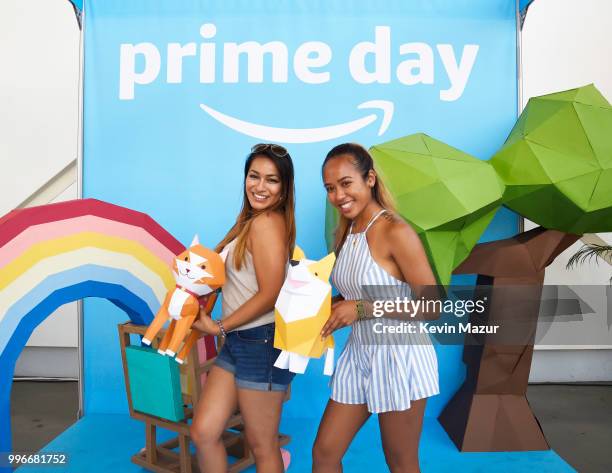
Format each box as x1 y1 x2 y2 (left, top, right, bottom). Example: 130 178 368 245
10 381 612 472
10 380 79 456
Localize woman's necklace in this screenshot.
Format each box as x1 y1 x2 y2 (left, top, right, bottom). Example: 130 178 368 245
351 207 384 246
350 218 367 247
351 225 362 247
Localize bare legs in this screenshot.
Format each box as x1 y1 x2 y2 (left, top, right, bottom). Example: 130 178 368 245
190 366 286 473
312 399 427 473
312 400 371 473
239 389 286 473
190 366 237 473
378 399 426 473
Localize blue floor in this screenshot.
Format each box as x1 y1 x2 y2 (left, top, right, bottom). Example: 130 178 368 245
19 414 576 473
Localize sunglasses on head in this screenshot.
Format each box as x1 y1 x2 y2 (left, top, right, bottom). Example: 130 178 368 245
251 143 288 158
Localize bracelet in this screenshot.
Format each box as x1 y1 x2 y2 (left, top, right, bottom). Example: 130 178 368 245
215 320 227 337
355 300 366 321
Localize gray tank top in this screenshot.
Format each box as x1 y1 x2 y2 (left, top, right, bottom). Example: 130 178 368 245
221 239 276 331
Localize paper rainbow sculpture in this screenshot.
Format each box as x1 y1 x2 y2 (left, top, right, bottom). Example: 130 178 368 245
0 198 185 456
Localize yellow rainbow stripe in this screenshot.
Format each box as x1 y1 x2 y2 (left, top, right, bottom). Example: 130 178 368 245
0 248 171 323
0 232 174 291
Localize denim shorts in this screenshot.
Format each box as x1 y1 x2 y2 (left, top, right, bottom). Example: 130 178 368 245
214 323 295 391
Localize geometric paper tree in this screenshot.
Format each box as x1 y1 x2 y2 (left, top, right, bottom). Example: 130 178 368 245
370 133 506 286
438 227 579 452
439 84 612 453
491 84 612 234
324 200 340 252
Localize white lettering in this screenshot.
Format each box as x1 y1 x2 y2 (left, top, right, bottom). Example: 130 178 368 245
167 43 197 83
373 300 385 318
409 299 420 317
396 42 434 86
119 43 161 100
437 44 479 101
372 322 417 334
349 26 391 84
117 24 480 102
223 41 289 83
294 42 332 84
383 300 395 313
459 323 499 334
459 323 472 333
420 322 457 334
199 23 217 83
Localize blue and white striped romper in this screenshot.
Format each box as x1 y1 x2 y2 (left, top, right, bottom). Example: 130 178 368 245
330 209 439 413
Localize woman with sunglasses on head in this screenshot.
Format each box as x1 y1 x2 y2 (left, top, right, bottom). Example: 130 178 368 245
312 143 439 473
190 143 296 473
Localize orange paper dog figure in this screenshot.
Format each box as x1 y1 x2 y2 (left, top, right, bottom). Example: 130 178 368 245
142 235 228 364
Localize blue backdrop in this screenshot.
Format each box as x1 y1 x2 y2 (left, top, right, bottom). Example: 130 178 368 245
82 0 519 420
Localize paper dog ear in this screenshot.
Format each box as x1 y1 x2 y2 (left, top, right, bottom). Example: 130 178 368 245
292 245 306 261
190 234 200 247
219 246 229 263
308 252 336 281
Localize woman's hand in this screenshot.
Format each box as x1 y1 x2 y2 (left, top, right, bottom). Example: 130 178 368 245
321 300 358 338
192 311 221 336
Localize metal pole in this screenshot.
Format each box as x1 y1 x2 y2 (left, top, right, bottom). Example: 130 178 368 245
516 0 525 235
75 4 85 419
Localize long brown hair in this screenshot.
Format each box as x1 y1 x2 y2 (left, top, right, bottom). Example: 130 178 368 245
216 147 296 270
322 143 396 253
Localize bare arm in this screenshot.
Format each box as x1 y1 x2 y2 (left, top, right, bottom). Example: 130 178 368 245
379 221 440 319
389 220 436 289
218 212 287 332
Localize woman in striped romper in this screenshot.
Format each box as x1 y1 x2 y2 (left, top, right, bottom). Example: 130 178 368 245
313 143 439 473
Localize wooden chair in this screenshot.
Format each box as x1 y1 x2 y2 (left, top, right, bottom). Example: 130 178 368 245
118 322 290 473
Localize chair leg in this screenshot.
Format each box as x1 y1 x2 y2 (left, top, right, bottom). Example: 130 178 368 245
179 434 192 473
145 422 157 464
242 433 253 463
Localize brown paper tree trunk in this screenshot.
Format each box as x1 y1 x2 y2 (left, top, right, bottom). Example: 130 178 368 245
438 227 579 451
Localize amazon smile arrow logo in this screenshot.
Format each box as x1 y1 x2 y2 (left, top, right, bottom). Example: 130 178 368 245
199 100 394 144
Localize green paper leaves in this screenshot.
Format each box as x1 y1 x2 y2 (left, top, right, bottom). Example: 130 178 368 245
371 134 504 286
492 84 612 234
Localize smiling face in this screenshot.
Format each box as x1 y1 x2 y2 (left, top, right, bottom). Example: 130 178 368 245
245 156 283 211
323 154 376 220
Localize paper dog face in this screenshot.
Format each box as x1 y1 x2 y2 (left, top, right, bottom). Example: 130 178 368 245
172 235 228 296
275 252 335 323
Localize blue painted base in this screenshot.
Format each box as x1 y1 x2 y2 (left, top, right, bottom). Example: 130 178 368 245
18 414 576 473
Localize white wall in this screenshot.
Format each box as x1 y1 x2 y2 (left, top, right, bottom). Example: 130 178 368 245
1 0 80 377
0 0 79 214
521 0 612 382
521 0 612 105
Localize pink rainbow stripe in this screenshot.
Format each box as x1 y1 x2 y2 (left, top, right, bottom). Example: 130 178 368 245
0 215 177 268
